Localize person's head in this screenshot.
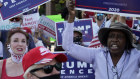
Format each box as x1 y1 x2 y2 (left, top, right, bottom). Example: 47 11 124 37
22 46 67 79
95 13 105 22
6 28 29 55
9 15 23 25
107 14 113 21
98 22 134 54
74 29 83 45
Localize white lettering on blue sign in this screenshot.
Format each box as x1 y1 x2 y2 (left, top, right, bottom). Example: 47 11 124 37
77 61 87 68
79 69 84 74
11 0 16 3
58 28 63 33
4 2 8 6
58 25 91 34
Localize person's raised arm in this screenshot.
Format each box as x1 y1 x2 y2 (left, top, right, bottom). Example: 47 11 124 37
62 0 98 64
0 3 2 7
68 0 75 23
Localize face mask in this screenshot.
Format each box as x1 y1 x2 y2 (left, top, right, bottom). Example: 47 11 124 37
74 36 82 45
9 22 21 28
39 74 60 79
8 45 28 63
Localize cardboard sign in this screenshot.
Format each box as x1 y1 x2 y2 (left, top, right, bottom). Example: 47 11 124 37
38 15 56 39
22 12 40 32
0 19 21 30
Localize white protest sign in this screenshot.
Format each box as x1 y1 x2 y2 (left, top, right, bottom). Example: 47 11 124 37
38 15 56 39
0 19 21 30
22 13 40 32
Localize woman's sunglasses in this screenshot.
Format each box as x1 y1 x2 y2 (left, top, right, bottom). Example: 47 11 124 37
9 17 22 22
30 63 62 74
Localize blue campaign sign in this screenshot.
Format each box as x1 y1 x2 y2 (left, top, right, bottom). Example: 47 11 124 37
55 19 93 46
57 52 95 79
75 0 140 17
0 0 50 20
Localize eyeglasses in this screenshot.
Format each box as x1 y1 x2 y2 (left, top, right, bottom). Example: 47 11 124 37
97 13 104 16
9 17 22 22
30 63 62 74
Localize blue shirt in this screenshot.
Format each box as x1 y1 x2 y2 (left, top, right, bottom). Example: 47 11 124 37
62 22 140 79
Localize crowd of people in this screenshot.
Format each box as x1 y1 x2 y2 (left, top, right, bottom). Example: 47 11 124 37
0 0 140 79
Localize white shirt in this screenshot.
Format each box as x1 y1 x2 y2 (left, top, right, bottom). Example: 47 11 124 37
93 20 111 36
62 22 140 79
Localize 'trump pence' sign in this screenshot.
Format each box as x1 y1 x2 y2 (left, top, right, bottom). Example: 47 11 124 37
55 19 93 46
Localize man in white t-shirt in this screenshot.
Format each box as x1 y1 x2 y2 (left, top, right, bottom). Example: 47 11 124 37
92 13 116 36
89 13 116 47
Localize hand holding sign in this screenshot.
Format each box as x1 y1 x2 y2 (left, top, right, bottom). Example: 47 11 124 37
0 2 2 7
68 0 75 23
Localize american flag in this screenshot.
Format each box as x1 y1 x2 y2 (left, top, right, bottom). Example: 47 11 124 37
88 35 102 48
88 18 106 48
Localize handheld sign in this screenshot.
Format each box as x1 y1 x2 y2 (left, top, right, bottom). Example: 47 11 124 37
54 52 95 79
38 15 56 39
55 19 93 46
0 0 50 20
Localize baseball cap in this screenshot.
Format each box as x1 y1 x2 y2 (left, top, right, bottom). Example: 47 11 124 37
23 27 32 34
22 46 67 71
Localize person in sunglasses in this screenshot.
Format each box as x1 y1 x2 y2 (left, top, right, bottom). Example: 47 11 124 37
9 15 23 26
22 46 67 79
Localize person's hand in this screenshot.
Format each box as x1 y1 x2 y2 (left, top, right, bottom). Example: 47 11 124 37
68 0 75 23
0 3 2 7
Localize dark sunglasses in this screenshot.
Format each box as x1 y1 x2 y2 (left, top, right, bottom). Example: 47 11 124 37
97 13 104 16
30 63 62 74
10 17 22 22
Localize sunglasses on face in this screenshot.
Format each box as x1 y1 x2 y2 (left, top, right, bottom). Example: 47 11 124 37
97 13 104 16
10 17 22 22
30 63 62 74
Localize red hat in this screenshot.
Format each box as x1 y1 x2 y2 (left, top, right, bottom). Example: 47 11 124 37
23 27 32 34
22 46 67 71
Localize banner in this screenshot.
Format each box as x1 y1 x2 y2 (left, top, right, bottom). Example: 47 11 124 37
55 19 93 46
38 15 56 39
0 0 50 20
54 52 95 79
75 0 140 17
